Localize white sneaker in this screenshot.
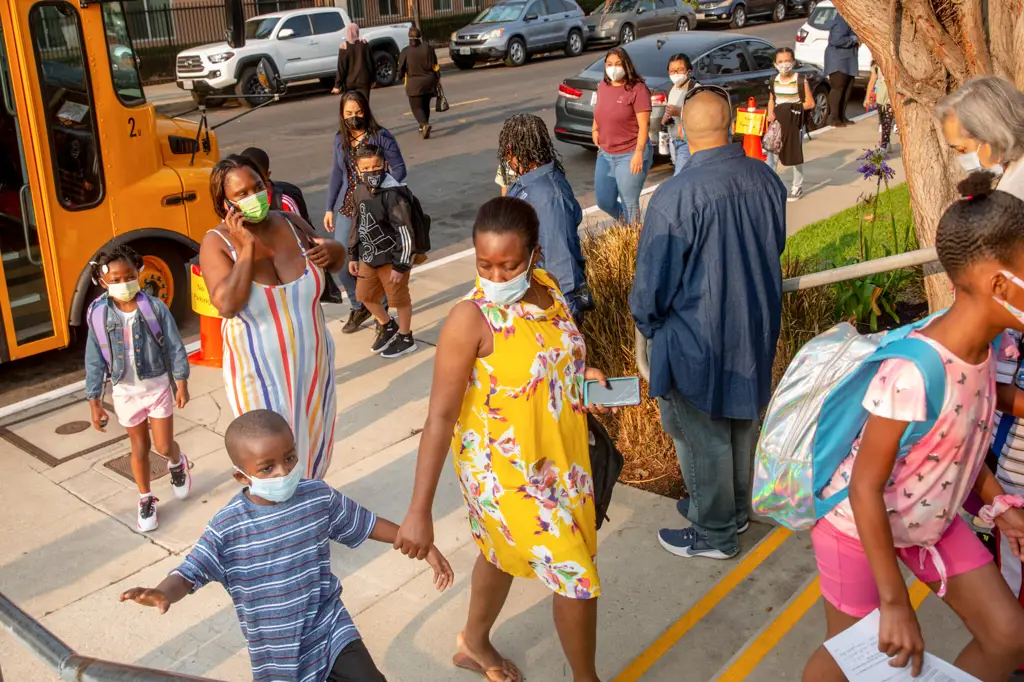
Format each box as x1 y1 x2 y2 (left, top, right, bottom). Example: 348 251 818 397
168 452 192 500
787 187 803 202
138 495 159 532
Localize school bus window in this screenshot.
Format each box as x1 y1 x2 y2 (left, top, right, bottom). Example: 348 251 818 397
102 2 145 106
29 2 104 210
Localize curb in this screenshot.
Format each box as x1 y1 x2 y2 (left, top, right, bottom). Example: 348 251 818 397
152 57 458 115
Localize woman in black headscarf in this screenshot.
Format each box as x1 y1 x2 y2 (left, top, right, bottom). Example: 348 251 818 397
332 23 375 101
398 27 440 139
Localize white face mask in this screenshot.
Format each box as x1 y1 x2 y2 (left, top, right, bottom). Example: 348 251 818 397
479 253 535 306
107 280 140 302
994 270 1024 329
669 73 689 86
606 65 626 82
235 464 303 503
958 150 1005 177
776 62 794 75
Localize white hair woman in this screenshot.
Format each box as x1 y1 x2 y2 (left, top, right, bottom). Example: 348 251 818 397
936 76 1024 199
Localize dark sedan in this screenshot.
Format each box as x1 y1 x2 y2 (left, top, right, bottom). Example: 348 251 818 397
553 33 830 152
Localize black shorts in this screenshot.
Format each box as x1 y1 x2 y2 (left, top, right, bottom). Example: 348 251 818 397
326 639 386 682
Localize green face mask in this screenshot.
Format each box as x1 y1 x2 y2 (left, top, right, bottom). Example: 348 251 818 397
234 190 270 223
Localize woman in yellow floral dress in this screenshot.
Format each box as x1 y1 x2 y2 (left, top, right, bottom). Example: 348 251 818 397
396 197 610 682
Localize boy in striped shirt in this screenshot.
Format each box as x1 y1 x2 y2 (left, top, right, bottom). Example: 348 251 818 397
120 410 453 682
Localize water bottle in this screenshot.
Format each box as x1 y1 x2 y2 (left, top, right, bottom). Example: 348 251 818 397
658 130 670 156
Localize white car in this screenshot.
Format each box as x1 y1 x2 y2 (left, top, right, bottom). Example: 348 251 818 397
175 8 411 107
794 0 871 78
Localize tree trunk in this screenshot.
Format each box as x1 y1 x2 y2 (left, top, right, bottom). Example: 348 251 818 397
832 0 1024 310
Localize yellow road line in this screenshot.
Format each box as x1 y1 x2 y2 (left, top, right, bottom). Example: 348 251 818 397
717 579 933 681
612 527 793 682
402 97 489 115
717 576 822 682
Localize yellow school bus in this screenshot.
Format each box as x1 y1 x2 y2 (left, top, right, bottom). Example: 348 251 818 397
0 0 220 362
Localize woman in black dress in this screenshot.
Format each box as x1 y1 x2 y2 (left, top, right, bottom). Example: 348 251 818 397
398 27 440 139
332 23 375 101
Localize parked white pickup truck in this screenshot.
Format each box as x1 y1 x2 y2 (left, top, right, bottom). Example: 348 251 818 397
175 7 411 106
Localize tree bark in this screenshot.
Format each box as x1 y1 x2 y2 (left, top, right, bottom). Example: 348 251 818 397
833 0 1024 310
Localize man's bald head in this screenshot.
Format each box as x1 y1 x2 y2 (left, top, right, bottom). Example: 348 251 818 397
681 90 732 153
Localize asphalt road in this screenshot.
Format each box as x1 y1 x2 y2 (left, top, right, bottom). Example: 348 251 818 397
2 17 850 406
209 17 814 257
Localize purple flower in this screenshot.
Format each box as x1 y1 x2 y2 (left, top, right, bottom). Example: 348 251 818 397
858 146 896 181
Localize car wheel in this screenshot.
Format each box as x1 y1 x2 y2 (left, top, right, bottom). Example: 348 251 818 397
676 16 689 31
452 55 476 70
564 29 584 57
373 50 398 87
619 24 635 44
505 38 527 67
729 4 747 28
235 66 273 108
772 0 786 21
807 86 829 131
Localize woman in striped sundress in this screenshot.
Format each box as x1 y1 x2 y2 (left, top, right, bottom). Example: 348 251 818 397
199 155 347 480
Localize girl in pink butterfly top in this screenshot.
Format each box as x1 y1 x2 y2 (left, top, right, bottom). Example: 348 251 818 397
804 174 1024 682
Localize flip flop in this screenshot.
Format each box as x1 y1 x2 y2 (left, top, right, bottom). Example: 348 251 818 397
452 633 523 682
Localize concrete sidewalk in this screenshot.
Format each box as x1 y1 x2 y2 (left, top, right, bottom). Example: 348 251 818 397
146 47 457 112
0 120 933 682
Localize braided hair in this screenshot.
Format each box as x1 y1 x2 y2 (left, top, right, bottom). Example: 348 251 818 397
936 172 1024 282
90 244 143 284
497 113 564 187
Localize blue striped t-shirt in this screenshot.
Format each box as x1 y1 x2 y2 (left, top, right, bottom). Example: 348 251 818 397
173 480 377 682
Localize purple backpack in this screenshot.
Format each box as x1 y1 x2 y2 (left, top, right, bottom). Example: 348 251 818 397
87 293 164 367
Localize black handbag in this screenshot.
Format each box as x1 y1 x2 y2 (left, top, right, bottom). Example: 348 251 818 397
435 80 450 113
297 221 344 304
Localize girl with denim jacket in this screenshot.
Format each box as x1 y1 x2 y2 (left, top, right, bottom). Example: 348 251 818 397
85 246 192 533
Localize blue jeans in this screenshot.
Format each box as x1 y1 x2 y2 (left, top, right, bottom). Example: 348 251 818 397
594 144 653 224
657 389 757 555
670 138 690 176
331 214 363 311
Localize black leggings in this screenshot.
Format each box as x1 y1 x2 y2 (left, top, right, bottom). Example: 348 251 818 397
879 103 893 148
408 94 432 126
326 639 387 682
828 72 855 124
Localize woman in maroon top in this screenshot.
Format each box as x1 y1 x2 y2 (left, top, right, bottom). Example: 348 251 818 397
591 47 652 223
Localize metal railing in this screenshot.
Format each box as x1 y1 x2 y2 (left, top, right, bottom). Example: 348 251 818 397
635 247 941 382
0 591 223 682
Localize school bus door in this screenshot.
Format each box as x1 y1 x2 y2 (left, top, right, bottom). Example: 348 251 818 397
0 9 64 362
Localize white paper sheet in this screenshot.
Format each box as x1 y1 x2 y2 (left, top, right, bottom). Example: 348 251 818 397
823 610 980 682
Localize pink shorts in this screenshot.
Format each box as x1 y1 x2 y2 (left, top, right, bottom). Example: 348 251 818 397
811 516 993 617
113 386 174 428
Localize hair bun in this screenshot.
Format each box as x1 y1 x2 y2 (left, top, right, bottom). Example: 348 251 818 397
957 171 998 198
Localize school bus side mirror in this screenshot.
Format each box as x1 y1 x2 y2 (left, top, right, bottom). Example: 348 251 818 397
226 0 245 49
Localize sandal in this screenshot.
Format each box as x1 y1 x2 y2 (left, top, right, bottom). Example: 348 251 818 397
452 632 523 682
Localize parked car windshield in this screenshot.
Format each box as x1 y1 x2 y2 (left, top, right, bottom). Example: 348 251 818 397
245 17 279 39
473 3 526 22
807 4 837 30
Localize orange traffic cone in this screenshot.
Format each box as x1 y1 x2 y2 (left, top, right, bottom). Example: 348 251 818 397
189 314 223 368
742 96 766 162
188 263 223 368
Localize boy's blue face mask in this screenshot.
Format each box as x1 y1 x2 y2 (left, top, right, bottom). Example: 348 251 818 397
235 465 302 503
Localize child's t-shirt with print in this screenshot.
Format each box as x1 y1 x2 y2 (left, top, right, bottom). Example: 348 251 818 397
820 331 999 548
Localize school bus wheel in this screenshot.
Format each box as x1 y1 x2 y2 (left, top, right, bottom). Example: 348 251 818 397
132 239 191 325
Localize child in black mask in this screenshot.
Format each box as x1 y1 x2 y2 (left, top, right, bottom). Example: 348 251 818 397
348 144 420 359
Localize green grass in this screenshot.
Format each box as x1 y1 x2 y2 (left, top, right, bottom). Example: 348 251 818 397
784 183 915 270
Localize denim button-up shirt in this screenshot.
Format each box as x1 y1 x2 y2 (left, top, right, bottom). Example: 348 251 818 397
629 144 786 420
84 293 190 400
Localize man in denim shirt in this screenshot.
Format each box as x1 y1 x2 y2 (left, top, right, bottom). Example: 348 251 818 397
630 90 786 560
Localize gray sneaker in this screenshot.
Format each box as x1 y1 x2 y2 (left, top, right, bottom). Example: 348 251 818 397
658 527 738 560
787 187 803 202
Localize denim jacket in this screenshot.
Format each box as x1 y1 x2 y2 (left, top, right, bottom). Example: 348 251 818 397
84 293 190 400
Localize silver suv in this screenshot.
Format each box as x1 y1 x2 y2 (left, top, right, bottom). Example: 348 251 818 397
585 0 696 45
450 0 587 69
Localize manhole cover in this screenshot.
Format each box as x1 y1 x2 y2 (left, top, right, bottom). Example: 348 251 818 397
104 450 171 482
55 421 91 435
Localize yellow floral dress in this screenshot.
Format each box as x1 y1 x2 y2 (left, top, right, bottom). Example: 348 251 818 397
453 269 600 599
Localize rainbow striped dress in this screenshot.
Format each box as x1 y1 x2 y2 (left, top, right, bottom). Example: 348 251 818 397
210 222 337 480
